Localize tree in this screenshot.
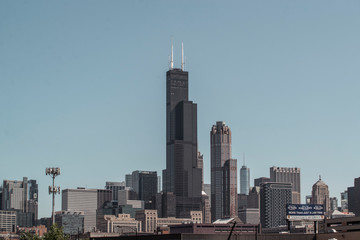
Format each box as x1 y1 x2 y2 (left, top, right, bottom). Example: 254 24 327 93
20 231 42 240
43 224 69 240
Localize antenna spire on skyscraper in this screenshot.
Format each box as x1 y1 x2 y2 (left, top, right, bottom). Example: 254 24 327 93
170 39 174 70
181 42 185 71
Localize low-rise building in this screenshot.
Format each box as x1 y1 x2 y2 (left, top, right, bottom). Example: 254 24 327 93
135 210 202 233
238 208 260 224
18 225 47 237
55 210 84 235
100 214 140 234
0 210 16 233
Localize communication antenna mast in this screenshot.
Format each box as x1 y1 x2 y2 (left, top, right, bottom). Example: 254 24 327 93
46 167 61 225
170 39 174 70
181 42 184 71
243 152 246 166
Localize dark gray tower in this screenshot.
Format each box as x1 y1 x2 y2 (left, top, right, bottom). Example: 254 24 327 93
163 44 202 218
260 182 292 228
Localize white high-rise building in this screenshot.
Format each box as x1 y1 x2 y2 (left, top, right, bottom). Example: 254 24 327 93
62 188 111 232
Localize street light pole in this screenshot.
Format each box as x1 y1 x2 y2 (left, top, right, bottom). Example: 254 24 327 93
46 167 61 225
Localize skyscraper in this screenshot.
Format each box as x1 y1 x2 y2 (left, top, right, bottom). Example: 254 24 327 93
105 182 125 202
197 152 204 191
240 161 250 195
131 171 158 205
162 43 202 218
330 197 338 211
210 121 237 221
223 159 238 218
311 176 330 214
270 166 301 204
341 190 348 212
62 188 97 232
347 177 360 216
260 182 292 228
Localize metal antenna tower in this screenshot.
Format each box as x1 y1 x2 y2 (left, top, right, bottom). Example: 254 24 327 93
46 167 61 225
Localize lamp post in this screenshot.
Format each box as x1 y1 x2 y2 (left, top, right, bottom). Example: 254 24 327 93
46 167 61 225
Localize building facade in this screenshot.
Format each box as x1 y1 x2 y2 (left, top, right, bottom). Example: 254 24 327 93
100 214 140 234
254 177 270 187
154 191 176 218
223 159 238 218
197 152 204 191
162 62 202 218
62 188 110 232
105 182 125 202
311 177 330 214
348 177 360 217
270 167 301 204
260 182 292 229
240 163 250 195
210 121 232 221
341 190 348 212
330 197 338 211
131 171 158 204
135 209 202 233
0 210 16 232
55 210 84 235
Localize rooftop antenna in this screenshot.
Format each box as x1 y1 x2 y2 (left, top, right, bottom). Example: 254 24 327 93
243 152 246 166
181 42 184 71
170 39 174 70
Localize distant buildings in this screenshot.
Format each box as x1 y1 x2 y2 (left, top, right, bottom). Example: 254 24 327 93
260 182 292 228
210 121 238 221
348 177 360 216
1 177 38 227
105 182 125 202
154 191 176 218
238 208 260 225
270 166 301 204
341 190 348 212
254 177 270 187
311 176 330 214
330 197 338 211
132 171 158 204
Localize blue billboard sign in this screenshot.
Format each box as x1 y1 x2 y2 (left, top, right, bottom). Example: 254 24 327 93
286 204 325 221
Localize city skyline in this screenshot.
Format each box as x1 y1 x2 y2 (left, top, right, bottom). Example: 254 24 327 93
1 1 360 219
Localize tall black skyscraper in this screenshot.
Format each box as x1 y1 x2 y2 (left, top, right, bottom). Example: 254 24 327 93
163 43 202 218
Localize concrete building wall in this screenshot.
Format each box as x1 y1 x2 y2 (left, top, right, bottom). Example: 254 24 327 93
270 167 301 204
0 210 16 232
62 188 97 232
223 159 238 218
55 210 84 235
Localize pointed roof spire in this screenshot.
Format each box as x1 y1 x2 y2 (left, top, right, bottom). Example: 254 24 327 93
181 42 184 71
243 152 246 166
170 39 174 70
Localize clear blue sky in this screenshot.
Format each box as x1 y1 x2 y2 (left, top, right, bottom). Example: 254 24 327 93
1 1 359 218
